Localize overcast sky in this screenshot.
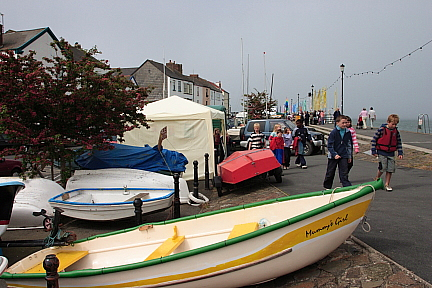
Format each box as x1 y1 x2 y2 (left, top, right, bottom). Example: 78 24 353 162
2 0 431 119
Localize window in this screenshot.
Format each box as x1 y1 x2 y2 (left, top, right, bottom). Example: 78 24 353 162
178 81 182 92
184 83 193 95
172 80 176 91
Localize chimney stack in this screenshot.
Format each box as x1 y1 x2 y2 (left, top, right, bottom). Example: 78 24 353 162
166 60 183 74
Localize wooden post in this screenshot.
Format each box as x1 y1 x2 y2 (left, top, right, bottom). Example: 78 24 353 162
43 254 59 288
204 153 210 190
133 198 143 226
173 173 180 218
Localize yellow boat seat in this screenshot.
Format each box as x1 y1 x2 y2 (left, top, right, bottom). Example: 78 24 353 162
145 226 185 261
24 251 89 274
228 222 258 239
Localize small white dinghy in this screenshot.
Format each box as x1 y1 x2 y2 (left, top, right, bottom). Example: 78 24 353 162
49 186 175 221
66 168 191 204
3 180 382 288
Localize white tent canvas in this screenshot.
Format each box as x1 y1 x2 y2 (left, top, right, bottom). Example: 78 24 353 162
123 96 225 180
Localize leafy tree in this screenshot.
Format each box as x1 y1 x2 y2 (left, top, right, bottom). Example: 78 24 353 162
242 91 277 119
0 40 150 186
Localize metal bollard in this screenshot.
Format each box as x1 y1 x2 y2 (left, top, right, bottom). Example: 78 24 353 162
173 173 180 218
193 160 199 200
43 254 59 288
133 198 143 226
204 153 210 190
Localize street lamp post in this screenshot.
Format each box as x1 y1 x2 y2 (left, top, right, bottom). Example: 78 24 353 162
311 85 314 111
340 64 345 114
297 93 300 114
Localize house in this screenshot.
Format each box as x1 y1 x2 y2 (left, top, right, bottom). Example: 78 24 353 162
0 25 92 64
121 59 228 106
212 81 230 113
127 60 194 102
0 26 60 62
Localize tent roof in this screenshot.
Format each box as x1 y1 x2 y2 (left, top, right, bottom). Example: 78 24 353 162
143 96 225 120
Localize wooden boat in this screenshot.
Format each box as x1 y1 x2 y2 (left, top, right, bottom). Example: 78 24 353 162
49 187 175 221
2 180 382 288
0 180 25 236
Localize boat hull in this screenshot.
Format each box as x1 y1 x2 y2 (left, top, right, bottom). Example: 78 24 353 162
7 178 65 229
3 181 382 288
66 168 190 204
217 149 280 184
49 188 175 221
0 181 25 236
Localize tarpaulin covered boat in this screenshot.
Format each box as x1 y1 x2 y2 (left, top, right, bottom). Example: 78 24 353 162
75 143 188 174
2 180 382 288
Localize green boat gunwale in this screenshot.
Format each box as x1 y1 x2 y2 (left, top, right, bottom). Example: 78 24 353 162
1 180 383 279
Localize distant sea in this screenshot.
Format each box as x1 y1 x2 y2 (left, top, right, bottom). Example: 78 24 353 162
375 119 431 133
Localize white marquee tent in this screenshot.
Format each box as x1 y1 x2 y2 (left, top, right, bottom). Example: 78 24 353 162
123 96 226 180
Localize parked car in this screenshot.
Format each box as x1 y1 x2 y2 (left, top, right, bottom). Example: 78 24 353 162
0 157 23 176
239 119 325 156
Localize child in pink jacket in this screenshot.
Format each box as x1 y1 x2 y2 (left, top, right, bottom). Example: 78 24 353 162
346 116 359 173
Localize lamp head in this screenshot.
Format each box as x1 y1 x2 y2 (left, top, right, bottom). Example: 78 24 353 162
340 64 345 72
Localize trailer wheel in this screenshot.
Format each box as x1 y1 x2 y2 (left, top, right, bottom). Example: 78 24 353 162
213 176 223 197
274 167 283 183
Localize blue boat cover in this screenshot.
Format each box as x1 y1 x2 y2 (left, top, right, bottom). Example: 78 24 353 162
75 144 188 173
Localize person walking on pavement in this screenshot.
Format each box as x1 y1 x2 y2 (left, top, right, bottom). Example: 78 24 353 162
371 114 404 192
368 107 376 129
323 115 353 189
282 127 293 169
359 108 368 129
304 111 310 126
293 119 311 169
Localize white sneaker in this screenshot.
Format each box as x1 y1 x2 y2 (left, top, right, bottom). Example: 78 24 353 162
301 165 308 169
296 164 301 167
385 185 393 192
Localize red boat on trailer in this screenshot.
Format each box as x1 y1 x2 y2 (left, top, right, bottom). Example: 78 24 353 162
214 149 282 196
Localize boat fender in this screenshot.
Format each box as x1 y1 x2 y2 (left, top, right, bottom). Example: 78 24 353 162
259 218 270 228
188 192 209 206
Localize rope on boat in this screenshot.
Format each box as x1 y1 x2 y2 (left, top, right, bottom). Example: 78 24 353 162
328 187 340 203
43 229 72 247
188 192 209 206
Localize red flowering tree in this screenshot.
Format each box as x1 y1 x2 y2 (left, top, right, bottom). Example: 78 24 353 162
242 91 277 119
0 40 150 186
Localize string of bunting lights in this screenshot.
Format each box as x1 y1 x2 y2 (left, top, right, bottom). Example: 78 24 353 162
326 38 432 90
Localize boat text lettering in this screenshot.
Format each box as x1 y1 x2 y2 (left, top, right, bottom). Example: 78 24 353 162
305 214 349 238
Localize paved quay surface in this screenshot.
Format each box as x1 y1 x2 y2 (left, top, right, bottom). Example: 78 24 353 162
1 125 431 287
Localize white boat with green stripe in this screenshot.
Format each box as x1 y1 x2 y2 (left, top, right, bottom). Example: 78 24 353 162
2 180 383 288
